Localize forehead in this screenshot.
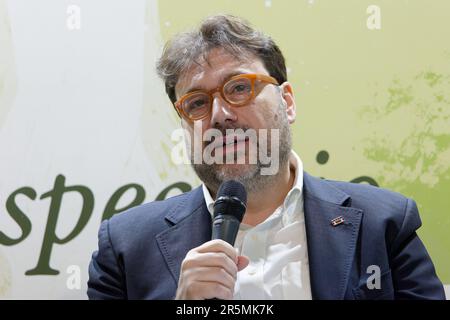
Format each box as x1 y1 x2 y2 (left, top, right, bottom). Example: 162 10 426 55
175 48 268 98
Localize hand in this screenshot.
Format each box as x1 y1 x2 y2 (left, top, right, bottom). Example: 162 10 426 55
175 239 249 300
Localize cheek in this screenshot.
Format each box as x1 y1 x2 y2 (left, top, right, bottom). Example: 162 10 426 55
249 95 280 127
182 120 209 149
181 122 194 145
273 113 279 122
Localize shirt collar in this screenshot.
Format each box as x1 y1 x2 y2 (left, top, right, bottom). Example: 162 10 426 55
202 182 216 216
202 150 304 218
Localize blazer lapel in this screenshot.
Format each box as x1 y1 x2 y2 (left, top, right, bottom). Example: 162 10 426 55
303 173 363 299
155 187 212 284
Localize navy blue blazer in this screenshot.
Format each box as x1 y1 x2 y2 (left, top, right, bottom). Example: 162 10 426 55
87 172 445 299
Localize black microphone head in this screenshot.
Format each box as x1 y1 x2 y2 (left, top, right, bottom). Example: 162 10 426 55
213 180 247 222
216 180 247 205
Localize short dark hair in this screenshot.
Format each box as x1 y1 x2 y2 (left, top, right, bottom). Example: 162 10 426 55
156 14 287 104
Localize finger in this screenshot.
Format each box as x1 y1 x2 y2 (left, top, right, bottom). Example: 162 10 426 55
187 266 236 290
196 239 238 263
183 252 238 278
237 255 249 271
194 281 234 300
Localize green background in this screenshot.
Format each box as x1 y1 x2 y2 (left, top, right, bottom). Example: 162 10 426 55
157 0 450 283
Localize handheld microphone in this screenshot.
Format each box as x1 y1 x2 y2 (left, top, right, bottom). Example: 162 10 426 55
212 180 247 245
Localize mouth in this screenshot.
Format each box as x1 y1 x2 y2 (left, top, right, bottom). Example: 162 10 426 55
222 135 249 147
208 134 250 153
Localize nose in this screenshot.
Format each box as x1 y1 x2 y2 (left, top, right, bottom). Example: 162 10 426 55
209 93 238 128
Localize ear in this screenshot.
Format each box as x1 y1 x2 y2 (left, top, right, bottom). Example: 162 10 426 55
279 82 296 124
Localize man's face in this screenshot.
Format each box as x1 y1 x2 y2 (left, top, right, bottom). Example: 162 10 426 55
175 48 296 194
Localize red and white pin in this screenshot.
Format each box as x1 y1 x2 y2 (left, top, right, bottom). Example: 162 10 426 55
331 216 345 226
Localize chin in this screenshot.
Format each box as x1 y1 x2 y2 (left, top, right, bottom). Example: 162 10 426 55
216 163 259 181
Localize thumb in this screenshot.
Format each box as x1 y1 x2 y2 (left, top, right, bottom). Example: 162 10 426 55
237 255 249 271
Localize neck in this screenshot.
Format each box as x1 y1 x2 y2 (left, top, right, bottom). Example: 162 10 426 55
242 155 296 226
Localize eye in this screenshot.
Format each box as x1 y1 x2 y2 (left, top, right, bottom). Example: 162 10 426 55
226 80 251 96
233 84 248 93
190 98 206 108
184 94 209 114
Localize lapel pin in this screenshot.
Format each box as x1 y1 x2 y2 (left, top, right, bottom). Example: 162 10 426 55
331 216 345 226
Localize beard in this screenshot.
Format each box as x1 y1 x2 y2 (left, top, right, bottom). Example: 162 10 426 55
190 101 292 196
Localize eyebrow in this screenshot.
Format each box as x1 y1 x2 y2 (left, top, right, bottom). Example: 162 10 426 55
182 70 250 96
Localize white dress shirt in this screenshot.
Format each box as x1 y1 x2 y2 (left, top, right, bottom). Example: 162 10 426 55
202 151 312 299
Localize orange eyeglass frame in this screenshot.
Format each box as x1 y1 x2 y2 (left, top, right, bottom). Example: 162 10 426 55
173 73 279 121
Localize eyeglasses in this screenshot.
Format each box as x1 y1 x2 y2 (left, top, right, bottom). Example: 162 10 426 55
174 73 279 121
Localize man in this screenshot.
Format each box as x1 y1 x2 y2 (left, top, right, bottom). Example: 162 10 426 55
87 14 445 300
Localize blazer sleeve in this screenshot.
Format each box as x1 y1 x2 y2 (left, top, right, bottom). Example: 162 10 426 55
390 198 446 299
87 220 127 299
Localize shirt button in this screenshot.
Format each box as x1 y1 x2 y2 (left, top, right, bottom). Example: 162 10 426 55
248 268 256 275
251 234 258 241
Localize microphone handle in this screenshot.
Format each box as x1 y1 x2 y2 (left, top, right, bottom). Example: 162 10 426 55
212 215 240 246
209 214 240 301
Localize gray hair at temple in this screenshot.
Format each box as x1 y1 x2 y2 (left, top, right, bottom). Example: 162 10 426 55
156 14 287 105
